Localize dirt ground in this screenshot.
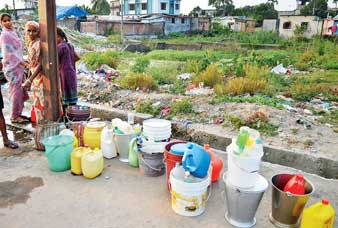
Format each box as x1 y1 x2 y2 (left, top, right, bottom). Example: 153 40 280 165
0 140 337 228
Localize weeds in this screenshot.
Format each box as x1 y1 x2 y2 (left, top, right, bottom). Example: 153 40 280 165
193 64 223 87
131 57 150 73
225 113 278 136
118 72 157 91
317 110 338 128
211 95 284 109
135 101 161 116
146 63 178 85
169 80 187 94
171 99 194 114
82 50 120 70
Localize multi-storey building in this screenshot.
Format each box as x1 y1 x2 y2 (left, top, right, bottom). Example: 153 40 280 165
121 0 181 16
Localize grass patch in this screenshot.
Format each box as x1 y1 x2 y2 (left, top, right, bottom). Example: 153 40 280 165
211 95 284 109
171 99 194 114
146 62 179 85
135 101 161 116
224 113 278 136
169 80 187 94
317 110 338 128
118 72 157 91
193 64 223 87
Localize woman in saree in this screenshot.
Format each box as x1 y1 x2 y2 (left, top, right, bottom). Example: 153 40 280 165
22 21 43 123
0 13 29 123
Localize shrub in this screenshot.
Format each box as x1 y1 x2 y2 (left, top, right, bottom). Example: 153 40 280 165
213 84 227 96
169 79 187 94
225 77 267 95
193 64 223 87
290 80 326 101
135 101 161 116
183 60 204 74
131 57 150 73
118 72 157 91
146 64 178 85
171 99 194 114
82 50 120 70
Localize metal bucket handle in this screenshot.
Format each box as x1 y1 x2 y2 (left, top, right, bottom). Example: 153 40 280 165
139 153 165 171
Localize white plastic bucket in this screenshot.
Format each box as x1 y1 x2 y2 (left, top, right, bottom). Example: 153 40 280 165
227 143 263 189
170 170 211 217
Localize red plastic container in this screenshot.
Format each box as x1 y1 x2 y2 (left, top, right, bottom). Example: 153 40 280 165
204 144 223 183
31 105 36 123
283 174 305 195
164 141 186 191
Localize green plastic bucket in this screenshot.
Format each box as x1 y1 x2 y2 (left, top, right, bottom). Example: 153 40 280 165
43 135 74 172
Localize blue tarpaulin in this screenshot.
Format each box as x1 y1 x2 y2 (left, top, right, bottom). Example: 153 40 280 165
56 6 90 20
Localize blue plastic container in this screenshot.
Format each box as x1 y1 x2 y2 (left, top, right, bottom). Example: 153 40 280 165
169 143 187 156
182 143 211 178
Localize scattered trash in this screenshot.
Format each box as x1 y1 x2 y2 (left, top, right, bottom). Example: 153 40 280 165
271 64 288 75
214 117 224 125
176 73 191 80
185 87 213 96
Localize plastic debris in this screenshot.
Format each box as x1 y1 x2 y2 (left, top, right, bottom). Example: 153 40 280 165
271 64 288 75
177 73 191 80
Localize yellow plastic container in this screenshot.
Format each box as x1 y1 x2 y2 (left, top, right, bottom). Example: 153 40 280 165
81 148 104 179
83 122 106 149
71 147 91 175
300 199 335 228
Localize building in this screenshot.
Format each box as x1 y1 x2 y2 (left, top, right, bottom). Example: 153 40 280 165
278 0 309 17
110 0 122 16
322 17 338 36
279 15 322 39
122 0 181 16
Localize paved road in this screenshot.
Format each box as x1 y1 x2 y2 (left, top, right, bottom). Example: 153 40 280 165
0 146 337 228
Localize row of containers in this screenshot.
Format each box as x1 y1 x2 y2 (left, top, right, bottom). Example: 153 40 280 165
40 119 335 228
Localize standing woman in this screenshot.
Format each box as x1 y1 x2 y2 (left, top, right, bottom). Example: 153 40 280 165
56 27 79 111
0 13 29 123
23 21 43 123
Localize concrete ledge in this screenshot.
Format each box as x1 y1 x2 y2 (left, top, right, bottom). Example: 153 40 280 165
8 103 337 179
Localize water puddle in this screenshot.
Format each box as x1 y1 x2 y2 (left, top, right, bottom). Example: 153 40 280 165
0 176 44 208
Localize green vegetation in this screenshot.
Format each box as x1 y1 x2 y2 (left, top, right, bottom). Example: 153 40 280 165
118 72 157 91
225 113 279 136
317 110 338 128
212 95 285 109
171 99 194 115
135 101 161 116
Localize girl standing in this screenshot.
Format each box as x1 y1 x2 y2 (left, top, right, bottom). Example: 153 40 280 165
56 27 80 110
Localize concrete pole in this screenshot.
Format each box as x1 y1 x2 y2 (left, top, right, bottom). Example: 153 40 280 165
121 0 124 44
38 0 61 121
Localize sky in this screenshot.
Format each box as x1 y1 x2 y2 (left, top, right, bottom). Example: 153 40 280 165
0 0 337 15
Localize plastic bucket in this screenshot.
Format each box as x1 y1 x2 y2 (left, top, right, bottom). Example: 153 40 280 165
223 172 268 228
170 169 211 217
43 135 74 172
114 133 135 163
270 173 314 228
227 144 263 189
138 151 165 177
164 141 186 190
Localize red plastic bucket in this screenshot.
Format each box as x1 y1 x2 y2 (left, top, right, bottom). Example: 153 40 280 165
164 141 186 191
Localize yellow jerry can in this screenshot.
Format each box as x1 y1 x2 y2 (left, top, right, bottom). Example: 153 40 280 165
71 147 91 175
83 122 106 149
81 148 104 179
300 199 335 228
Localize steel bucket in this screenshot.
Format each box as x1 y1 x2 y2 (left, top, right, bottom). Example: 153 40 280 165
269 173 315 228
223 172 268 228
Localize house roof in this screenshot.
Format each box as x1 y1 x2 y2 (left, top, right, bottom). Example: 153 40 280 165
56 5 90 20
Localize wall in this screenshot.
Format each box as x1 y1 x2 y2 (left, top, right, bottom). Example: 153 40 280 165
80 22 97 34
262 19 278 32
86 21 164 36
164 16 191 35
57 18 79 31
279 16 323 39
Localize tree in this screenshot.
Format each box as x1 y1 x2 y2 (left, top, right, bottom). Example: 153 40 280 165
91 0 110 15
232 3 278 25
267 0 278 4
300 0 328 18
189 6 201 17
209 0 235 16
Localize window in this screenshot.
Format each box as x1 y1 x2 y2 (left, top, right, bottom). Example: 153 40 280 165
283 21 291 29
171 18 175 24
175 4 179 10
181 18 185 24
301 22 309 30
142 3 147 10
161 3 166 10
129 4 135 11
